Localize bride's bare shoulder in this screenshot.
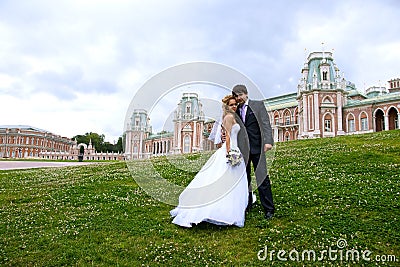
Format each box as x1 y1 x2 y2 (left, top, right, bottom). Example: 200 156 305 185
223 113 235 121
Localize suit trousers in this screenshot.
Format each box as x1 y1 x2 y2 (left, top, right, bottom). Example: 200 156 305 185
246 152 275 213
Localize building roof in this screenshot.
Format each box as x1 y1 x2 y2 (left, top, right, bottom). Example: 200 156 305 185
345 91 400 107
265 92 298 111
347 88 368 98
262 87 400 110
0 125 50 133
147 131 174 140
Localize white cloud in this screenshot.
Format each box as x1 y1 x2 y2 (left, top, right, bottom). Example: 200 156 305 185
0 0 399 142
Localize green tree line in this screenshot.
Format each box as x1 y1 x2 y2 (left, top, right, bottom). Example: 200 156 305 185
72 132 123 153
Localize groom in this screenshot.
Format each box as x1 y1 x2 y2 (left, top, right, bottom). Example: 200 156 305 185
232 84 275 220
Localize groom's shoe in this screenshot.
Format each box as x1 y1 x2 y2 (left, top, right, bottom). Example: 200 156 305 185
246 193 253 212
246 203 253 212
264 211 274 220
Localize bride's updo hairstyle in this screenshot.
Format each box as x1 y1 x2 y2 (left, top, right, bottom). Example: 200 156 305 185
222 95 236 116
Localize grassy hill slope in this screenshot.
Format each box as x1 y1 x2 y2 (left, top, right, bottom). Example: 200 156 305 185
1 130 399 266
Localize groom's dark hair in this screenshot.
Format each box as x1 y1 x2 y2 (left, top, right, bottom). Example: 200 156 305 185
232 84 248 96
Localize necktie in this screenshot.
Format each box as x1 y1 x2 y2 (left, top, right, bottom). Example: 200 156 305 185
241 104 246 122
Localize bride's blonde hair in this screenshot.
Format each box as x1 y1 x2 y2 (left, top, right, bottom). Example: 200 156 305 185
221 95 237 116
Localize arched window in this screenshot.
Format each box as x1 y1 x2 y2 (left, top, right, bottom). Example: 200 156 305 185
324 114 332 132
283 110 291 125
347 114 355 132
285 132 290 141
360 112 368 131
322 71 328 81
183 135 190 153
273 113 279 126
186 103 191 114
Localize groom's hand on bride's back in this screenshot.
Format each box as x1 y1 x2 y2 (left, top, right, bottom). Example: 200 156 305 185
221 130 226 143
264 144 273 152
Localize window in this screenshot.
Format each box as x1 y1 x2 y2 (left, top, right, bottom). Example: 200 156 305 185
275 117 279 125
361 118 368 131
285 116 290 125
348 119 355 132
184 135 190 153
324 120 332 132
322 71 328 81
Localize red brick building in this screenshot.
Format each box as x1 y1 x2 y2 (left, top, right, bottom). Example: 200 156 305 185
266 52 400 142
0 125 74 159
0 125 123 160
123 51 400 159
124 93 213 159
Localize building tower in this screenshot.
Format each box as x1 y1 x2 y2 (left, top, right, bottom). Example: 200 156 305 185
124 109 152 159
297 51 348 138
388 78 400 93
172 93 205 154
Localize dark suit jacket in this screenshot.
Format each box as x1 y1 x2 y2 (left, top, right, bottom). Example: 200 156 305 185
237 99 274 155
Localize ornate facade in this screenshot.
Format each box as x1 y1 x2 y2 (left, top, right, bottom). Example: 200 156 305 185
70 49 400 160
0 125 74 159
124 51 400 159
172 93 205 154
266 52 400 142
123 93 215 159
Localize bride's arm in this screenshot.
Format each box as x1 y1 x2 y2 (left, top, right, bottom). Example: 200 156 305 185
223 114 234 154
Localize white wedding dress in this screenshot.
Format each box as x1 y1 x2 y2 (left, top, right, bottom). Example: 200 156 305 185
170 124 248 227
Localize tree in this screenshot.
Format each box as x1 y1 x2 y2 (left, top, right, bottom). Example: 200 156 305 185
72 132 122 153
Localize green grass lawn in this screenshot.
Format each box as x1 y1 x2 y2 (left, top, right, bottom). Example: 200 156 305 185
1 130 399 266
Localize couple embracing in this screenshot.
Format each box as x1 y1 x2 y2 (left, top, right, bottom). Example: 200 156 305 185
170 84 275 227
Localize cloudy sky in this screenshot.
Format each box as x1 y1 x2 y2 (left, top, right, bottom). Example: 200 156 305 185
1 0 399 142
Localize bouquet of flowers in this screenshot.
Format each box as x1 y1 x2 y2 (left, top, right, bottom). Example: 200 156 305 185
226 149 243 167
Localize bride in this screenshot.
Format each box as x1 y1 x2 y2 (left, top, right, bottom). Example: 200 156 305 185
170 95 248 227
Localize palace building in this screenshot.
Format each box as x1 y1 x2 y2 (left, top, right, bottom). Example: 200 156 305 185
123 93 213 160
0 125 75 159
123 51 400 159
3 52 397 161
267 51 400 142
0 125 123 160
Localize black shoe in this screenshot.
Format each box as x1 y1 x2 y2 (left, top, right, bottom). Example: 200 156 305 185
246 193 253 212
245 202 253 212
264 211 274 220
